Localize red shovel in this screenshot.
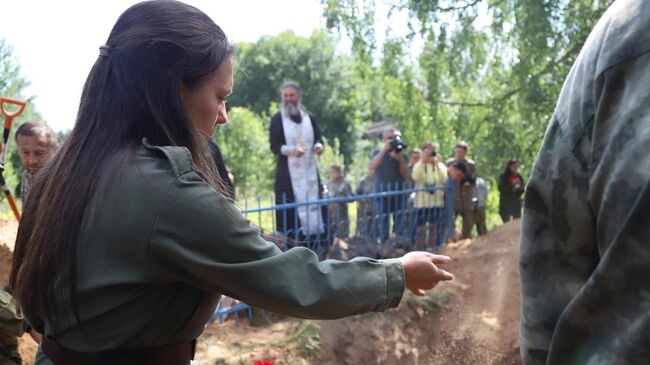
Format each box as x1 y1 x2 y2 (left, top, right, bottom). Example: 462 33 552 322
0 97 27 221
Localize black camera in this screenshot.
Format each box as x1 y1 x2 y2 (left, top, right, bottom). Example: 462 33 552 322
425 183 438 195
389 134 407 152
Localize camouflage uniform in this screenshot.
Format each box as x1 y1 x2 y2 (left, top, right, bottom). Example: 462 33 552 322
20 171 33 202
325 177 353 238
446 157 476 238
0 291 27 365
520 1 650 364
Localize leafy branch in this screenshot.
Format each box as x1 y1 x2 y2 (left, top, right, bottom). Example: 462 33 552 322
439 41 582 108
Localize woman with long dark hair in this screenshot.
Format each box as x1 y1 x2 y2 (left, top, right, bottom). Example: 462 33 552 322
9 2 453 364
498 159 525 222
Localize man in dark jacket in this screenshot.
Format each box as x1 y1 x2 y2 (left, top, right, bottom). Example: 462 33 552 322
269 81 326 252
498 159 524 223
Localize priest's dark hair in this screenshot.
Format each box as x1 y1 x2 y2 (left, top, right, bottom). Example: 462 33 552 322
10 0 234 331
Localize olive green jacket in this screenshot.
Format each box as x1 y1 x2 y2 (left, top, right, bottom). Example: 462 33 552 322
31 140 404 364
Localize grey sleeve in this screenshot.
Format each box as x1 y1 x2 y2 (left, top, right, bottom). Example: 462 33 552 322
519 119 598 365
521 48 650 364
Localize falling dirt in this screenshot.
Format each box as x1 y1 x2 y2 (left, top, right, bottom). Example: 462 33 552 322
196 219 523 365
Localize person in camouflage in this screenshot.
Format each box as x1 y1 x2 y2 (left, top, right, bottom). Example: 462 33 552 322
1 289 41 365
325 164 353 239
0 290 26 365
446 141 477 239
520 1 650 364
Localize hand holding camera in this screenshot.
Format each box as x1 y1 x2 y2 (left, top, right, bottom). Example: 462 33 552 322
383 133 407 161
425 150 437 164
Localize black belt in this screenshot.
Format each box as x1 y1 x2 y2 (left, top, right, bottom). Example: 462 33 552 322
42 336 196 365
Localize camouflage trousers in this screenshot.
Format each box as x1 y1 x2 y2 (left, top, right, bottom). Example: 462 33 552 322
455 209 474 239
0 331 21 365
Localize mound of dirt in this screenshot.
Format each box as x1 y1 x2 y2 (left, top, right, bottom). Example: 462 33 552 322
422 219 522 364
0 219 18 289
197 219 523 364
1 244 12 290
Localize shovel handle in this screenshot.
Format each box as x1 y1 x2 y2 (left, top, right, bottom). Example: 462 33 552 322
0 97 27 128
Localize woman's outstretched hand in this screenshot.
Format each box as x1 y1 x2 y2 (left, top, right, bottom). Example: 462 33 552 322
399 251 454 296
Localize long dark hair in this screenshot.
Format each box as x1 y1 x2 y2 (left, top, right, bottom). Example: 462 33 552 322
503 159 518 176
10 0 234 330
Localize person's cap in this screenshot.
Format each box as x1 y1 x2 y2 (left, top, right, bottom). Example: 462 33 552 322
455 140 469 149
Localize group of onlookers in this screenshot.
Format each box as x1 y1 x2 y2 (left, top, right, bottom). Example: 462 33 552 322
265 80 526 255
321 134 526 251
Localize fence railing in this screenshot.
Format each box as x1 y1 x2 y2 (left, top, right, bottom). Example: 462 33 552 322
213 181 455 323
241 181 456 259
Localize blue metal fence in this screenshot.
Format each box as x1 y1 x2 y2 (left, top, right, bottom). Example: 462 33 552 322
213 181 455 323
257 183 455 257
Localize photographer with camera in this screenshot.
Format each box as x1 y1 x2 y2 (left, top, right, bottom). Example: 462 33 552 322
446 141 477 239
498 159 525 223
411 142 448 250
368 128 410 242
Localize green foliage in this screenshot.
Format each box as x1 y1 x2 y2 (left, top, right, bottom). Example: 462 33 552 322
213 107 275 196
273 320 321 357
2 0 615 229
405 289 455 311
230 30 364 164
0 39 42 199
317 136 344 183
320 0 613 183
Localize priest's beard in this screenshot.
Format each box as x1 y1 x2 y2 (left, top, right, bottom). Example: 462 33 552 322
282 101 305 123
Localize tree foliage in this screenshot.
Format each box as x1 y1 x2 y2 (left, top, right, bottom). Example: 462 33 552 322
230 30 364 162
0 39 42 199
321 0 613 179
213 107 275 197
2 1 615 213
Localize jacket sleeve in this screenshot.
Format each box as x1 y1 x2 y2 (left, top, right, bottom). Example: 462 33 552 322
436 163 448 186
149 171 405 319
498 174 509 195
269 114 284 155
519 119 598 364
343 182 352 197
310 114 324 146
411 161 426 183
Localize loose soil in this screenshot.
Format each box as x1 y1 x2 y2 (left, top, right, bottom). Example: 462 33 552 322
196 219 523 365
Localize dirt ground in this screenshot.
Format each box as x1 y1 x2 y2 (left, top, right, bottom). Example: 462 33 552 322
0 219 523 365
0 219 18 288
196 219 523 365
